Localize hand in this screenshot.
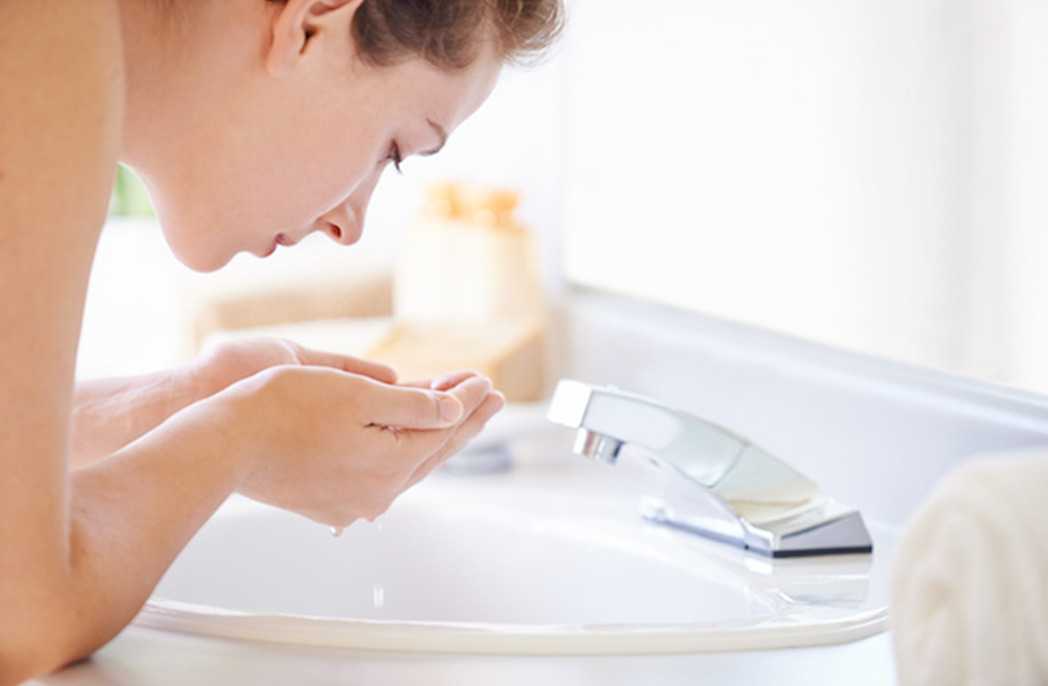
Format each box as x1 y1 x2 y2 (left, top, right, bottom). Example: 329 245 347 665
192 336 399 396
397 370 505 490
204 363 505 527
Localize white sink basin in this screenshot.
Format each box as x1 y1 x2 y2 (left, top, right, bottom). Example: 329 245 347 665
137 424 897 655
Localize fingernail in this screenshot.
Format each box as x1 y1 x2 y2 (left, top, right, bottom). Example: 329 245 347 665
439 395 463 422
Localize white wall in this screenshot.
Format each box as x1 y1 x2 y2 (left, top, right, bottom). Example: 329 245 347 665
993 1 1048 391
560 0 1048 394
563 0 972 373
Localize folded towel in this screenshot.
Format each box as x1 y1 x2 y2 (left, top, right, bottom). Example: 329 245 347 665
890 451 1048 686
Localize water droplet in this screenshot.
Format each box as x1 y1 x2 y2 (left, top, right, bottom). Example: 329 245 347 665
330 526 345 538
373 584 385 608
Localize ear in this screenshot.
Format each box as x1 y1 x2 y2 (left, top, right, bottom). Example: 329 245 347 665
265 0 365 77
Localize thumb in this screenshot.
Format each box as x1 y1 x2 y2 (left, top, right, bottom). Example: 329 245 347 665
361 379 464 429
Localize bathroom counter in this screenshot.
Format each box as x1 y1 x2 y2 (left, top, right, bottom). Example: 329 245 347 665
34 625 896 685
26 434 900 686
55 284 1048 686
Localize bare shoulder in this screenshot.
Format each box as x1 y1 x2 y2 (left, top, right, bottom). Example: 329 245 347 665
0 1 125 463
0 1 124 232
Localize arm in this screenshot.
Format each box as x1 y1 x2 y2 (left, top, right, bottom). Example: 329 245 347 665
70 338 402 469
70 365 210 469
0 4 244 682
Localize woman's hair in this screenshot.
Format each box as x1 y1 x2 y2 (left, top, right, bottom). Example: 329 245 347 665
351 0 565 69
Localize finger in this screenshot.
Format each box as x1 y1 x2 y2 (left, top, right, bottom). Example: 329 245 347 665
407 391 505 486
383 376 493 457
290 342 397 384
403 391 506 491
430 370 482 391
362 375 491 430
398 370 481 391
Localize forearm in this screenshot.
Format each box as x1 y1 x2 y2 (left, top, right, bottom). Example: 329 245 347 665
69 362 211 468
3 399 246 683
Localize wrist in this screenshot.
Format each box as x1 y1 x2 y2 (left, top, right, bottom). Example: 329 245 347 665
173 390 255 488
70 364 217 470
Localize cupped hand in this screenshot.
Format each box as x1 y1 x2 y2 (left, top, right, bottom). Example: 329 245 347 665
204 356 505 527
192 336 399 396
397 370 505 490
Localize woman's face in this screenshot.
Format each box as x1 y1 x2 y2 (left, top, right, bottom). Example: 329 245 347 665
125 0 502 272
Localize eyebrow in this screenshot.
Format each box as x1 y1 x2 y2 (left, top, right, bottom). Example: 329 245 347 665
420 118 448 157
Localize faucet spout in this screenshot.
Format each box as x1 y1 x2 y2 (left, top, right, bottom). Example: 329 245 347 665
547 379 873 558
574 428 625 465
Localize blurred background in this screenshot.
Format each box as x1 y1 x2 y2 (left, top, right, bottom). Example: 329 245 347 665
80 0 1048 397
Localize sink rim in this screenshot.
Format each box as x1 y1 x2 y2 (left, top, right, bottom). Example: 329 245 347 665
135 598 886 655
137 461 892 655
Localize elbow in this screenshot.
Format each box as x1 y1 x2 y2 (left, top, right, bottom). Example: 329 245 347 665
1 637 100 686
0 640 61 686
0 637 66 686
0 602 109 685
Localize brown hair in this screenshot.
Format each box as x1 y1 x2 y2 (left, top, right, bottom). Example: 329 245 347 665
351 0 565 69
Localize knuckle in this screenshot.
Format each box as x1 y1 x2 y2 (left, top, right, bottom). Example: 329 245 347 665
275 336 304 357
259 363 297 386
253 366 296 401
431 396 445 423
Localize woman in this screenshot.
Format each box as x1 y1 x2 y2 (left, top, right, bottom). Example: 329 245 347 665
0 0 563 681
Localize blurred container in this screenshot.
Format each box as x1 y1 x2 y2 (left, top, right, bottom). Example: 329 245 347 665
366 319 547 402
394 181 547 324
385 181 551 401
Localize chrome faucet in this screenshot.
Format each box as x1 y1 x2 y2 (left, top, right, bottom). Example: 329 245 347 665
546 379 873 558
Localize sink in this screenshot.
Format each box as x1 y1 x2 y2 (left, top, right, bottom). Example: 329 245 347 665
136 419 897 655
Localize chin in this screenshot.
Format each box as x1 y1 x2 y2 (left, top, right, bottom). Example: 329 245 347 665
157 220 234 273
179 250 234 274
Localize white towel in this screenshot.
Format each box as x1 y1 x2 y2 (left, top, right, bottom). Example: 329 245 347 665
890 451 1048 686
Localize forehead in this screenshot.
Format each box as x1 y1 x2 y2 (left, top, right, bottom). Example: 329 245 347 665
396 49 503 129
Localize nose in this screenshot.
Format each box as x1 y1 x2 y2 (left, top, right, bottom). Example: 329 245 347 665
315 173 380 247
314 204 361 247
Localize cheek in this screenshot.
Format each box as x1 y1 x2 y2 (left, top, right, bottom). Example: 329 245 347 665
148 111 382 271
271 134 379 228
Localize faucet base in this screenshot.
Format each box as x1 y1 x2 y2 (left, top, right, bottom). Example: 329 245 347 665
640 496 874 558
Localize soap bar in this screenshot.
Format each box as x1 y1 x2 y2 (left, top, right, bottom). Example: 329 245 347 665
365 318 548 402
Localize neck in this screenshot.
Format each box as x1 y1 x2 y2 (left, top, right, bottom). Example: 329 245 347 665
115 0 186 172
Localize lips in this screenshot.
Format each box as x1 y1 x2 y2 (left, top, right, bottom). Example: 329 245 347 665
260 225 361 258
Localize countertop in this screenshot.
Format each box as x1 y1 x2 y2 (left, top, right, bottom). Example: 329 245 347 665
35 626 896 686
